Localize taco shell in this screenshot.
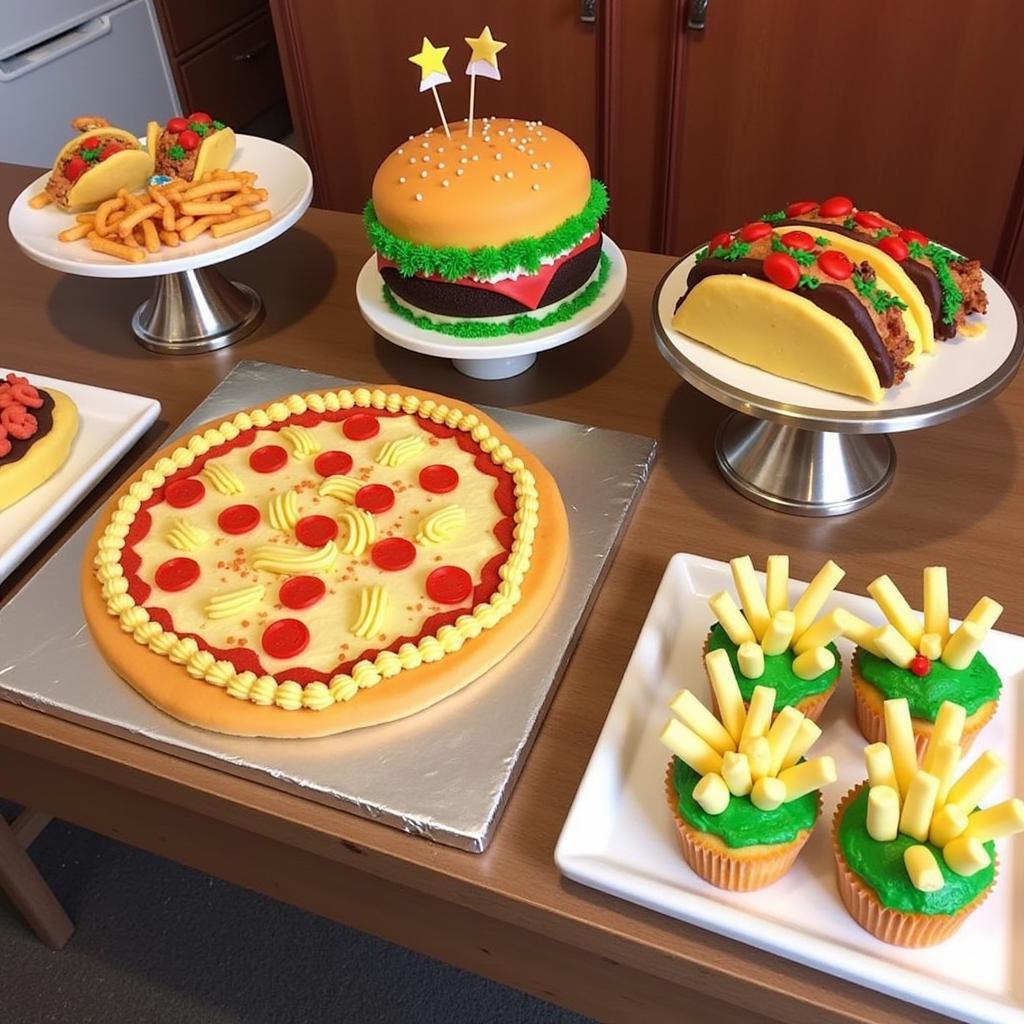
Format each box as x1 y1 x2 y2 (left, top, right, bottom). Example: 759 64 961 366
51 128 153 210
673 273 884 402
193 126 236 181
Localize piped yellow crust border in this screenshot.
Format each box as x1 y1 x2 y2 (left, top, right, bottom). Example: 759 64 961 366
82 386 568 738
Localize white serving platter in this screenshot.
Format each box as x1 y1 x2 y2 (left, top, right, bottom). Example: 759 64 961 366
556 553 1023 1024
0 370 160 583
6 135 312 279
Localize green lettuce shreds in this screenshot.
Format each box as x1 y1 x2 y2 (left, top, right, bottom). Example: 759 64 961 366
365 179 608 281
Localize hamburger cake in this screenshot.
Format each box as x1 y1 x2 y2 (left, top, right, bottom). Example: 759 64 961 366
364 117 609 338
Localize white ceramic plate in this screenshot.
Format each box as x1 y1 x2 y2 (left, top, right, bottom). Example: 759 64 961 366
556 553 1023 1024
0 370 160 583
6 135 313 279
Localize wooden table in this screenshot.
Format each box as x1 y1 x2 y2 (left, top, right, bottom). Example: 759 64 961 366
1 161 1019 1024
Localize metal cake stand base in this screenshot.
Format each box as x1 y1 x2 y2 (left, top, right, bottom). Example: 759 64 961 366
715 413 895 516
131 266 265 355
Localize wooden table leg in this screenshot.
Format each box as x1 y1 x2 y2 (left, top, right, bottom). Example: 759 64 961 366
0 810 73 949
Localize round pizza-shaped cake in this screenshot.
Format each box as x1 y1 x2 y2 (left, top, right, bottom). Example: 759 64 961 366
82 385 568 737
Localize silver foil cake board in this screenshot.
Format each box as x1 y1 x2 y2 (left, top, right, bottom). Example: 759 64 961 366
0 361 656 852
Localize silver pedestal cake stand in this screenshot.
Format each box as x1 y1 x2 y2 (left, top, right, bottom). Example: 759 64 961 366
652 252 1024 516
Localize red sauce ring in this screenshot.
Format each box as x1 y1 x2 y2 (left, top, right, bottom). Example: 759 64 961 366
355 483 395 513
155 557 200 592
785 200 818 217
419 464 459 494
762 252 801 290
218 504 260 534
817 249 853 281
371 537 416 571
739 221 772 242
314 450 353 477
261 618 310 660
279 576 326 610
343 414 380 441
779 230 815 252
249 445 288 473
426 566 473 605
818 195 854 218
854 210 885 230
165 477 206 508
295 514 339 548
878 235 910 263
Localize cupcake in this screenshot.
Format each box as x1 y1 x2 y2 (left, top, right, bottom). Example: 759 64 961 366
833 698 1023 946
661 649 837 890
842 568 1002 755
705 555 846 723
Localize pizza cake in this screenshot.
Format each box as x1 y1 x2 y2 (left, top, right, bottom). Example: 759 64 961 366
82 385 568 737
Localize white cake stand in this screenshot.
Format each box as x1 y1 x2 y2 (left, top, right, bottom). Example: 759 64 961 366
652 249 1023 516
356 235 627 379
7 135 313 354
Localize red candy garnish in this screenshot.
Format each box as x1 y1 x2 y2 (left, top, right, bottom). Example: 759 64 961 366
249 445 288 473
155 557 200 592
818 249 853 281
279 576 326 610
98 143 122 162
355 483 394 513
0 373 43 447
878 236 909 263
295 515 339 548
167 117 189 133
785 200 818 217
426 566 473 605
165 477 206 508
780 230 815 252
1 406 37 440
178 130 200 151
342 414 380 440
262 619 310 660
899 228 928 246
371 537 416 571
81 137 100 150
0 431 9 459
314 450 353 477
854 210 885 229
419 464 459 494
64 156 87 182
739 221 772 242
763 252 800 290
708 231 732 253
188 112 212 124
909 655 931 677
218 504 260 534
819 196 854 218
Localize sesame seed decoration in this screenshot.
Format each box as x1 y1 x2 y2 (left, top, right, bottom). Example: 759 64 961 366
472 154 479 161
460 157 468 164
442 179 449 187
493 174 501 182
544 161 552 169
438 162 445 169
423 155 430 163
415 193 423 201
532 183 540 191
495 152 502 161
420 170 428 178
399 176 406 184
506 171 514 179
460 144 467 151
531 162 539 170
397 147 404 155
421 141 429 149
409 157 417 164
456 168 464 176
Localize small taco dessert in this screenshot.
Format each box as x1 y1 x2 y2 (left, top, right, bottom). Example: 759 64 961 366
842 568 1002 755
704 556 846 723
43 116 153 210
148 111 236 184
833 698 1023 946
661 652 837 890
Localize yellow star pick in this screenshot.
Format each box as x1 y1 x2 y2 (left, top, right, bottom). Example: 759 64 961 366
465 26 507 69
408 37 450 81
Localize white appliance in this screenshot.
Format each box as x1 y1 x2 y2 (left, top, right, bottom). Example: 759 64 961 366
0 0 180 168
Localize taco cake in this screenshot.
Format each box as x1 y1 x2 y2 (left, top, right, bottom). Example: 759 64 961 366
148 112 236 184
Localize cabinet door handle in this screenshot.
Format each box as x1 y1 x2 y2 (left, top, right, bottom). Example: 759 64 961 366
234 40 271 62
580 0 597 22
687 0 709 30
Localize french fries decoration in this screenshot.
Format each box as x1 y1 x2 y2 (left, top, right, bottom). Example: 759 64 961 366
661 652 837 815
860 698 1024 892
708 556 846 680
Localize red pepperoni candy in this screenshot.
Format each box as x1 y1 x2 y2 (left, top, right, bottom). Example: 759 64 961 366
818 249 853 281
819 195 854 218
167 117 189 133
355 483 395 513
314 450 353 477
854 210 885 229
785 200 818 217
279 576 326 610
708 231 732 253
426 566 473 605
295 514 339 548
877 235 910 263
261 618 310 660
419 464 459 494
899 228 928 246
343 414 380 440
371 537 416 571
762 252 800 290
780 230 815 252
64 156 88 182
218 504 260 534
165 477 206 508
155 557 200 592
249 444 288 473
188 111 212 124
739 221 772 242
178 130 200 151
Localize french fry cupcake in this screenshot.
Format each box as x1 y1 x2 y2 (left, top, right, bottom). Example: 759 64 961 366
833 697 1023 946
661 649 837 891
844 568 1002 755
705 556 847 723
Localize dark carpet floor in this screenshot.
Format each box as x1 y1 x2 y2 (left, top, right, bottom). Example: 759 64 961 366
0 805 593 1024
